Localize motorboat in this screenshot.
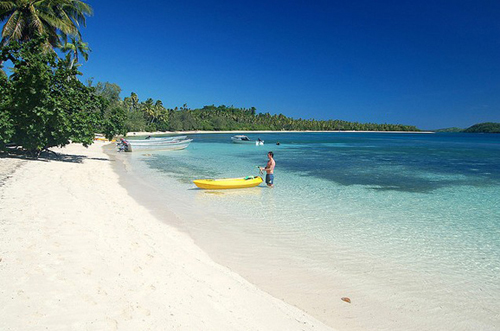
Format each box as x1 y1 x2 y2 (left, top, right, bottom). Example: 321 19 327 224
144 135 187 141
118 138 193 152
231 135 264 145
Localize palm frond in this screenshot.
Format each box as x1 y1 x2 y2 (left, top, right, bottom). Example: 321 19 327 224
37 10 73 33
1 0 92 48
2 11 23 41
0 1 16 13
28 5 45 33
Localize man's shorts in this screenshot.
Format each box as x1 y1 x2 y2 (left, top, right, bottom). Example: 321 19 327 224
265 174 274 185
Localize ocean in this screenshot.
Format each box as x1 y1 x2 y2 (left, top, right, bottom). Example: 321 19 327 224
116 132 500 330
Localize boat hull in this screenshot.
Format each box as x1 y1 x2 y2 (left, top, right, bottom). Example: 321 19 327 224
148 135 187 141
123 139 193 152
193 176 263 189
231 138 264 145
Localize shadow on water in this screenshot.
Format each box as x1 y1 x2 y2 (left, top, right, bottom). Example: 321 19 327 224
277 144 500 193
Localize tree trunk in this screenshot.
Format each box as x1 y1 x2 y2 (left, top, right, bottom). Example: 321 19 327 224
0 37 7 69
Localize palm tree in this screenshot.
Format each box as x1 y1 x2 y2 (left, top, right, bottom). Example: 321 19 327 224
141 98 155 124
59 35 89 68
124 92 140 113
0 0 93 47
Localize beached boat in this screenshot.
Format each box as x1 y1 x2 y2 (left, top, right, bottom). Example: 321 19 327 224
231 135 264 145
129 136 188 145
145 135 187 141
94 134 108 141
193 176 263 189
118 138 193 152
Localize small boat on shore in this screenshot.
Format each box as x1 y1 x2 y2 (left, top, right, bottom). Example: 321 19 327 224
231 135 264 145
118 138 193 152
145 135 187 141
193 176 263 189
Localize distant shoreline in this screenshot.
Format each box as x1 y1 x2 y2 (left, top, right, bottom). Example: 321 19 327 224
126 130 434 137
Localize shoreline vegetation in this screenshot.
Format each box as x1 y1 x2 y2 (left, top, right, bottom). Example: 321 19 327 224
118 99 421 133
125 129 435 137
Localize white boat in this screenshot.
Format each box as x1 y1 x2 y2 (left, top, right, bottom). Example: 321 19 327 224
145 135 187 141
118 138 193 152
231 135 264 145
131 136 188 144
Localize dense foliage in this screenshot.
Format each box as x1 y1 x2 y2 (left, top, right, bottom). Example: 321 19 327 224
434 127 464 133
91 81 127 137
119 98 420 132
0 37 126 156
0 69 13 149
463 122 500 133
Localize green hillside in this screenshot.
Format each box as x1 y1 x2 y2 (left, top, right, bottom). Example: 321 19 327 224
463 122 500 133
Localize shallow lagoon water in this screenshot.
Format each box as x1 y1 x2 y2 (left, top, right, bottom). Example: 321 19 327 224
123 132 500 330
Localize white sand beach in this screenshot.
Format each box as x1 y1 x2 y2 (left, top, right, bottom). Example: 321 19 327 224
0 142 334 330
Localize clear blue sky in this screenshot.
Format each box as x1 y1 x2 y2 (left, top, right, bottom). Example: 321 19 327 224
80 0 500 129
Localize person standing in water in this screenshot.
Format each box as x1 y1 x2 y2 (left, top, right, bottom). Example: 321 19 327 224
259 151 275 187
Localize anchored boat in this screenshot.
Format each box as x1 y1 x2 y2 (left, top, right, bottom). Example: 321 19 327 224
231 135 264 145
145 135 187 141
118 137 193 152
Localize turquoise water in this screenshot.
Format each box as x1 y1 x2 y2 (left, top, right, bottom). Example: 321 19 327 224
123 133 500 330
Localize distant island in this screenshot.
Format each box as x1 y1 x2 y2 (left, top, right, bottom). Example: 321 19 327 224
463 122 500 133
114 88 421 132
435 122 500 133
130 104 421 132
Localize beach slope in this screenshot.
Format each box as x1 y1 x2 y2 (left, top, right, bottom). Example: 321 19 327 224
0 143 333 330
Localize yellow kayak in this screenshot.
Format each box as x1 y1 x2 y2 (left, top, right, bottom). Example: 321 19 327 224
193 176 263 189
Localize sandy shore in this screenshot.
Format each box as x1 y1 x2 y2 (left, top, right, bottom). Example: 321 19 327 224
0 142 333 330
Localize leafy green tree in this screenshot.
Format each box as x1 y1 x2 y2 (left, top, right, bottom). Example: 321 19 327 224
0 37 122 156
89 81 128 137
100 103 127 139
123 92 146 132
0 71 13 148
93 81 121 103
168 112 183 131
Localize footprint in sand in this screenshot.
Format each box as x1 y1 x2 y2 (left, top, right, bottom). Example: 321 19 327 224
97 287 108 296
83 267 93 276
138 306 151 316
105 317 118 330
